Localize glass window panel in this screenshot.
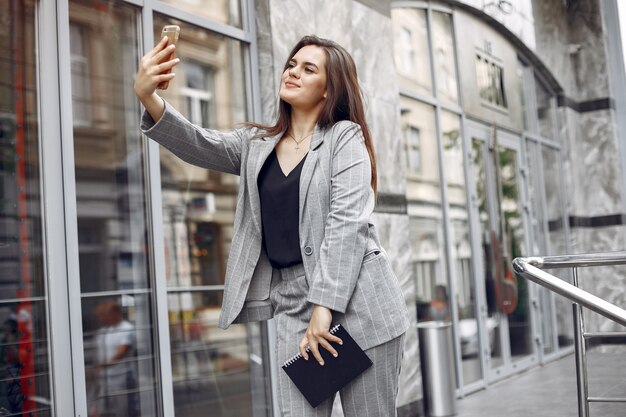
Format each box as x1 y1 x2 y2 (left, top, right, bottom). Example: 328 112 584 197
525 141 545 255
0 2 45 301
70 0 152 294
402 98 448 324
476 56 508 108
525 140 556 354
535 78 555 140
0 302 50 415
69 1 159 416
82 295 157 417
0 0 52 414
158 0 241 28
168 291 262 416
432 12 459 105
517 61 528 131
391 8 433 97
496 146 533 361
541 146 573 348
441 111 481 385
469 138 504 370
153 16 270 417
155 16 246 290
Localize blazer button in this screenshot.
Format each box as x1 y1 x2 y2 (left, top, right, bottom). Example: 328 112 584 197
304 246 313 256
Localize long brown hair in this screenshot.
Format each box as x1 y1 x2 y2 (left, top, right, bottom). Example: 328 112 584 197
247 35 377 193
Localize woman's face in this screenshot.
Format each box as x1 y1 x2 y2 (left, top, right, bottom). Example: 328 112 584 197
279 45 328 112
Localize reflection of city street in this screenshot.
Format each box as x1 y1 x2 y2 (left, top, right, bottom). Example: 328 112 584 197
170 308 253 417
88 302 137 417
152 10 264 415
171 308 248 380
0 315 21 415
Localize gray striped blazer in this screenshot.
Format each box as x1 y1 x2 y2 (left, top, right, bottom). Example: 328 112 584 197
141 101 409 350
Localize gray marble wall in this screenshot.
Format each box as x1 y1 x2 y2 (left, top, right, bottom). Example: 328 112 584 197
254 0 421 414
574 227 626 332
534 0 626 330
533 0 609 102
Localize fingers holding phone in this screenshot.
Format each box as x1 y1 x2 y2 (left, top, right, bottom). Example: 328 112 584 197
134 26 180 100
157 25 180 90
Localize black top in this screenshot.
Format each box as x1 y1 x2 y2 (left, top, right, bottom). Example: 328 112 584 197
257 149 308 269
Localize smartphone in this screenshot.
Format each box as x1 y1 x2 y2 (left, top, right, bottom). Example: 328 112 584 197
157 25 180 90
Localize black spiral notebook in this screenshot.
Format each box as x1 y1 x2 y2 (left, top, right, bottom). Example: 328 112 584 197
281 324 373 408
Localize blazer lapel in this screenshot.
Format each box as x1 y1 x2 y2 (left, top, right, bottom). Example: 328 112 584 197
299 125 324 222
248 133 282 234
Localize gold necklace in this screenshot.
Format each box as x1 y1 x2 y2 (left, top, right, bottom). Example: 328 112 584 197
288 131 314 150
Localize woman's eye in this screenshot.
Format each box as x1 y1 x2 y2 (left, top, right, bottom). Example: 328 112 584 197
305 68 314 73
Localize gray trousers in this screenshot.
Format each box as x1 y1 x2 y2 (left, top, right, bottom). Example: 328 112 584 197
271 263 405 417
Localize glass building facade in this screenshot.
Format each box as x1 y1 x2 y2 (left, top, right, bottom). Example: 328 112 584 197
392 2 573 395
2 0 272 415
2 0 603 414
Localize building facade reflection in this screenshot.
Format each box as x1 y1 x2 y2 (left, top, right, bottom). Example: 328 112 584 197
392 1 572 393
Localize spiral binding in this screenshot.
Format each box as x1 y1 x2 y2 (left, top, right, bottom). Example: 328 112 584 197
283 324 342 367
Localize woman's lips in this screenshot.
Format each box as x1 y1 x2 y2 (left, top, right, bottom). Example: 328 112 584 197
285 81 300 88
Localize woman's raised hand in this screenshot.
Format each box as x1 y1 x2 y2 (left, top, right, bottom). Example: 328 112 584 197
133 36 180 121
134 36 179 99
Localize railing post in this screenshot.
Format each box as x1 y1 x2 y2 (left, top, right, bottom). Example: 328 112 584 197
572 267 590 417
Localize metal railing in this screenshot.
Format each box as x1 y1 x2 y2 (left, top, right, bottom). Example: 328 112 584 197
513 252 626 417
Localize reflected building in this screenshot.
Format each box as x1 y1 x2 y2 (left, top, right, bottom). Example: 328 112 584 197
2 0 626 416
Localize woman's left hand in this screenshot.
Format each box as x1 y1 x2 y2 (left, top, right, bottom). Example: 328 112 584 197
299 305 343 365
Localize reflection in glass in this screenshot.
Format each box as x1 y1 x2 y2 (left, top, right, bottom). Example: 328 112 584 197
69 1 159 416
0 303 50 415
154 16 270 416
471 138 503 370
391 8 433 97
526 140 555 355
525 141 545 256
168 291 259 415
497 147 532 361
0 0 45 301
441 112 481 385
535 78 555 140
1 0 52 413
71 0 151 294
472 136 534 369
542 147 573 348
432 12 458 104
159 0 241 27
402 99 447 323
83 296 156 417
517 60 527 131
476 56 507 108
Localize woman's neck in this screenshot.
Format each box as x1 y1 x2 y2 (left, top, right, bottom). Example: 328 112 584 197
288 107 319 139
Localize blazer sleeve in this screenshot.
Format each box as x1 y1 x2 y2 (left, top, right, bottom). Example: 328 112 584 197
140 98 249 175
306 122 374 313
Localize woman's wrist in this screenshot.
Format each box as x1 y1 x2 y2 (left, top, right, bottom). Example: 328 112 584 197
140 92 166 123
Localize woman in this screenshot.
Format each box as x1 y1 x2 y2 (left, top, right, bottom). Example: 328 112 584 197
135 34 409 416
